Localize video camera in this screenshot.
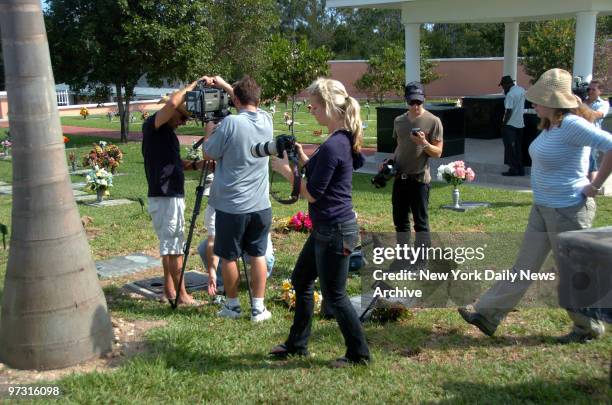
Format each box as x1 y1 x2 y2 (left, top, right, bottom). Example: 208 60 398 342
573 76 589 102
371 159 396 188
186 81 232 123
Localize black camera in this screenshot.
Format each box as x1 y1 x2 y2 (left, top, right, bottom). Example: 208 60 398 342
572 77 589 102
185 81 232 122
251 134 297 161
371 159 396 188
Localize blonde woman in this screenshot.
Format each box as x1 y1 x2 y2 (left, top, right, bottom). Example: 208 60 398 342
459 69 612 343
269 78 370 367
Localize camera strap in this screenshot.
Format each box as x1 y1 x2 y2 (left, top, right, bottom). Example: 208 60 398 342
270 156 301 205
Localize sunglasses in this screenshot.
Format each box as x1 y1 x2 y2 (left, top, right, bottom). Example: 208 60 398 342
409 100 423 106
587 88 597 92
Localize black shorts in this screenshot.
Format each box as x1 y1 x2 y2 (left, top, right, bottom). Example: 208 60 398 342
214 208 272 260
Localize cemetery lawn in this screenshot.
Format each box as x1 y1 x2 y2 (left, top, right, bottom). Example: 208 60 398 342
59 100 395 148
0 137 610 403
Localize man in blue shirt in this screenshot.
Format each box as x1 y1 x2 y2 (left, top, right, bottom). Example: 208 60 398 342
203 75 273 322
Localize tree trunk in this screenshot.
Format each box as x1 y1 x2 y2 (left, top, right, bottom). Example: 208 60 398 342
0 0 112 370
290 94 296 137
123 86 133 144
115 83 128 143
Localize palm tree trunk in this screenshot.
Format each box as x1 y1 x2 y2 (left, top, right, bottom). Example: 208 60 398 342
0 0 112 370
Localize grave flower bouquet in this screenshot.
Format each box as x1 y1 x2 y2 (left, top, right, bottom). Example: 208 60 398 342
82 141 123 173
85 165 113 194
185 141 203 161
287 211 313 233
437 160 475 187
280 279 321 312
0 139 11 155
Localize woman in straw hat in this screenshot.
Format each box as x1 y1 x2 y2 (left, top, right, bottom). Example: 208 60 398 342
458 68 612 343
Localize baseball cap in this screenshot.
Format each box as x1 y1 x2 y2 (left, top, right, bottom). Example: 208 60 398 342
404 82 425 102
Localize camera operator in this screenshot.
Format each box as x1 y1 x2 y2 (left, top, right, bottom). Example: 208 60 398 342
202 75 274 322
269 78 371 368
142 77 211 306
389 82 443 248
586 79 610 182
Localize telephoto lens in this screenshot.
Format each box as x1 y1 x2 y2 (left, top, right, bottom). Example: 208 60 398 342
251 140 277 158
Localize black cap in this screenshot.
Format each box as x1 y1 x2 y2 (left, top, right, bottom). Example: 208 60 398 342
405 81 425 102
499 75 514 86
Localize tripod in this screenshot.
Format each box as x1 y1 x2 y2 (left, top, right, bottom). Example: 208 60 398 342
171 158 212 309
171 154 254 310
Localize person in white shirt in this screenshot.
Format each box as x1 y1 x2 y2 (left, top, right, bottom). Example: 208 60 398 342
587 79 610 182
499 75 526 176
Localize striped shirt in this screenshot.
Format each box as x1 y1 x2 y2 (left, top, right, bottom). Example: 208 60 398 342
529 114 612 208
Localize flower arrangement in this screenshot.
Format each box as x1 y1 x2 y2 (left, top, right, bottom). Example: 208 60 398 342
0 139 11 155
280 279 321 312
286 211 312 233
68 151 77 171
85 165 113 195
185 142 203 161
82 141 123 173
80 106 89 119
437 160 475 187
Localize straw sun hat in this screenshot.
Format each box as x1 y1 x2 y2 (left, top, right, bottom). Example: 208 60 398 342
525 68 579 109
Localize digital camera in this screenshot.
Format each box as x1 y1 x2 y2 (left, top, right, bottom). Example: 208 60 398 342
371 159 396 188
251 134 297 161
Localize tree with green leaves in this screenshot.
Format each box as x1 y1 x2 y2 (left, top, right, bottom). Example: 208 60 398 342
520 19 575 84
355 42 439 104
208 0 279 79
259 35 332 135
45 0 214 142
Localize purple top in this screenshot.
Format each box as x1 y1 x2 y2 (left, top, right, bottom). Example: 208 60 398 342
305 130 356 226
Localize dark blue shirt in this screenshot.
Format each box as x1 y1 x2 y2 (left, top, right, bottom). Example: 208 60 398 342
142 114 185 197
305 130 356 226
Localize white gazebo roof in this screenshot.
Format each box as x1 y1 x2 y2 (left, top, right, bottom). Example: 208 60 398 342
327 0 612 83
327 0 612 23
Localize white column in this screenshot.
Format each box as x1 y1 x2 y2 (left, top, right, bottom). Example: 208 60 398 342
503 22 519 80
573 11 598 83
404 23 420 84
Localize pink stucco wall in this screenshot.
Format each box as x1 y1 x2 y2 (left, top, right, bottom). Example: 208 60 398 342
323 58 534 99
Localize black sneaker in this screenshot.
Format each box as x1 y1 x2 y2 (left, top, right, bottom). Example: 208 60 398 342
556 330 599 344
458 306 498 337
501 171 519 177
268 344 310 359
329 356 370 368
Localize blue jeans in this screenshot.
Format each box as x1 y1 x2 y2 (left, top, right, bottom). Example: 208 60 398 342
284 219 370 362
197 239 275 288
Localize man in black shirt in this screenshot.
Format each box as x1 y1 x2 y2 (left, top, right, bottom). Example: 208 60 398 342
142 76 210 305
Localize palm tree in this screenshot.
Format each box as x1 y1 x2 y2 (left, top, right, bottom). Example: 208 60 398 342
0 0 112 369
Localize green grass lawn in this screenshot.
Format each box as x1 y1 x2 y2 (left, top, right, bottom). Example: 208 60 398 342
0 138 610 403
59 100 407 148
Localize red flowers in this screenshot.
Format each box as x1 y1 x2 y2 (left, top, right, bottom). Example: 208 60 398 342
288 211 313 232
63 136 69 143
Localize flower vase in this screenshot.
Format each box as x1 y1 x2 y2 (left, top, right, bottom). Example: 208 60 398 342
452 187 461 209
96 188 105 203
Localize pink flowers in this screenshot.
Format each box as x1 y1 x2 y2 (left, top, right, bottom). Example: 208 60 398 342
288 211 313 232
437 160 476 186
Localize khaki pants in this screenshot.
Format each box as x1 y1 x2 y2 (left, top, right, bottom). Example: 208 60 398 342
475 198 605 336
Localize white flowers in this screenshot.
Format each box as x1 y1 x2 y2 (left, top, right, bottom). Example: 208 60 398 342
86 165 113 192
